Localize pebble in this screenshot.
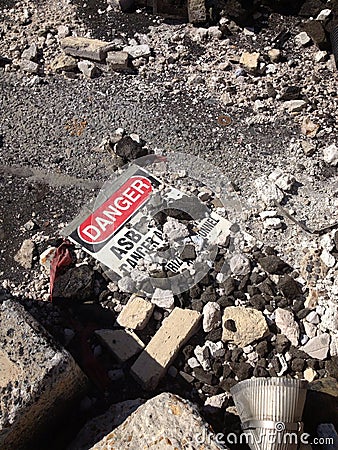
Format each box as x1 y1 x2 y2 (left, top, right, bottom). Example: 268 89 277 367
21 43 38 61
151 288 175 310
163 217 189 242
20 59 39 74
204 393 228 409
229 254 251 276
316 9 332 21
296 31 311 46
187 357 200 369
323 144 338 166
300 333 330 360
320 249 336 268
14 239 35 269
254 176 284 205
77 60 98 79
275 308 300 346
268 48 281 63
303 367 317 382
283 100 307 113
123 44 150 59
194 345 211 371
202 302 221 332
305 311 320 325
239 51 260 72
207 27 222 39
264 218 282 230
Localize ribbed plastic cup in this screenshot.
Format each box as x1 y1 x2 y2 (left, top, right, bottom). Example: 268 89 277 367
230 377 308 450
331 25 338 70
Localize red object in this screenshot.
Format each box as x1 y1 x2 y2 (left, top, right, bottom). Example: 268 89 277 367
49 240 73 301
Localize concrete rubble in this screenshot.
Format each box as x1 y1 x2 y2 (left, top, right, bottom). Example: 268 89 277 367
2 0 338 447
116 295 154 329
88 392 225 449
0 299 87 450
222 306 269 347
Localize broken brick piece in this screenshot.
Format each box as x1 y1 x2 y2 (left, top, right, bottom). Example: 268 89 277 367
60 37 114 62
131 307 201 390
95 329 144 363
117 295 154 330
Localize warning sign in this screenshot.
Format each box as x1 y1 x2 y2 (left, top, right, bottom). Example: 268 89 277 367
66 165 232 279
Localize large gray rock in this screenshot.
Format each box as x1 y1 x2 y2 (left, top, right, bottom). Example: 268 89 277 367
89 393 227 449
0 300 87 450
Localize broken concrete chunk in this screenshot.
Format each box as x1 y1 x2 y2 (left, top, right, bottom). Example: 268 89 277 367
69 398 145 450
151 288 175 311
203 302 221 332
14 239 35 269
61 36 114 62
89 392 225 449
122 44 150 59
300 333 330 360
117 295 154 330
21 43 38 61
323 143 338 166
106 51 129 70
0 300 87 450
77 60 99 79
50 54 78 72
95 329 144 363
20 59 39 74
222 306 269 347
131 307 201 390
275 308 300 347
240 51 260 72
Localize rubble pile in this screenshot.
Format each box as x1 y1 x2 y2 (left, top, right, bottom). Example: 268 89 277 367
1 0 338 448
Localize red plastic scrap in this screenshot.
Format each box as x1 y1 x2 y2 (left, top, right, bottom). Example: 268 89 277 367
49 240 73 301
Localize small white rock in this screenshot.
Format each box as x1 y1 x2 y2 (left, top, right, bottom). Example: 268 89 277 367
229 254 251 276
320 249 336 268
306 311 320 325
296 31 311 46
316 9 331 21
187 357 200 369
204 393 229 409
202 302 221 332
323 143 338 166
264 218 283 230
151 288 175 310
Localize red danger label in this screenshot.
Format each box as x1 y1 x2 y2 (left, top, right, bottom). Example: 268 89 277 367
78 176 153 244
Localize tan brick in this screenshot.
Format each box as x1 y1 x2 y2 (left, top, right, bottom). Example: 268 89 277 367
95 329 144 363
60 37 114 62
117 295 154 330
131 307 201 390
